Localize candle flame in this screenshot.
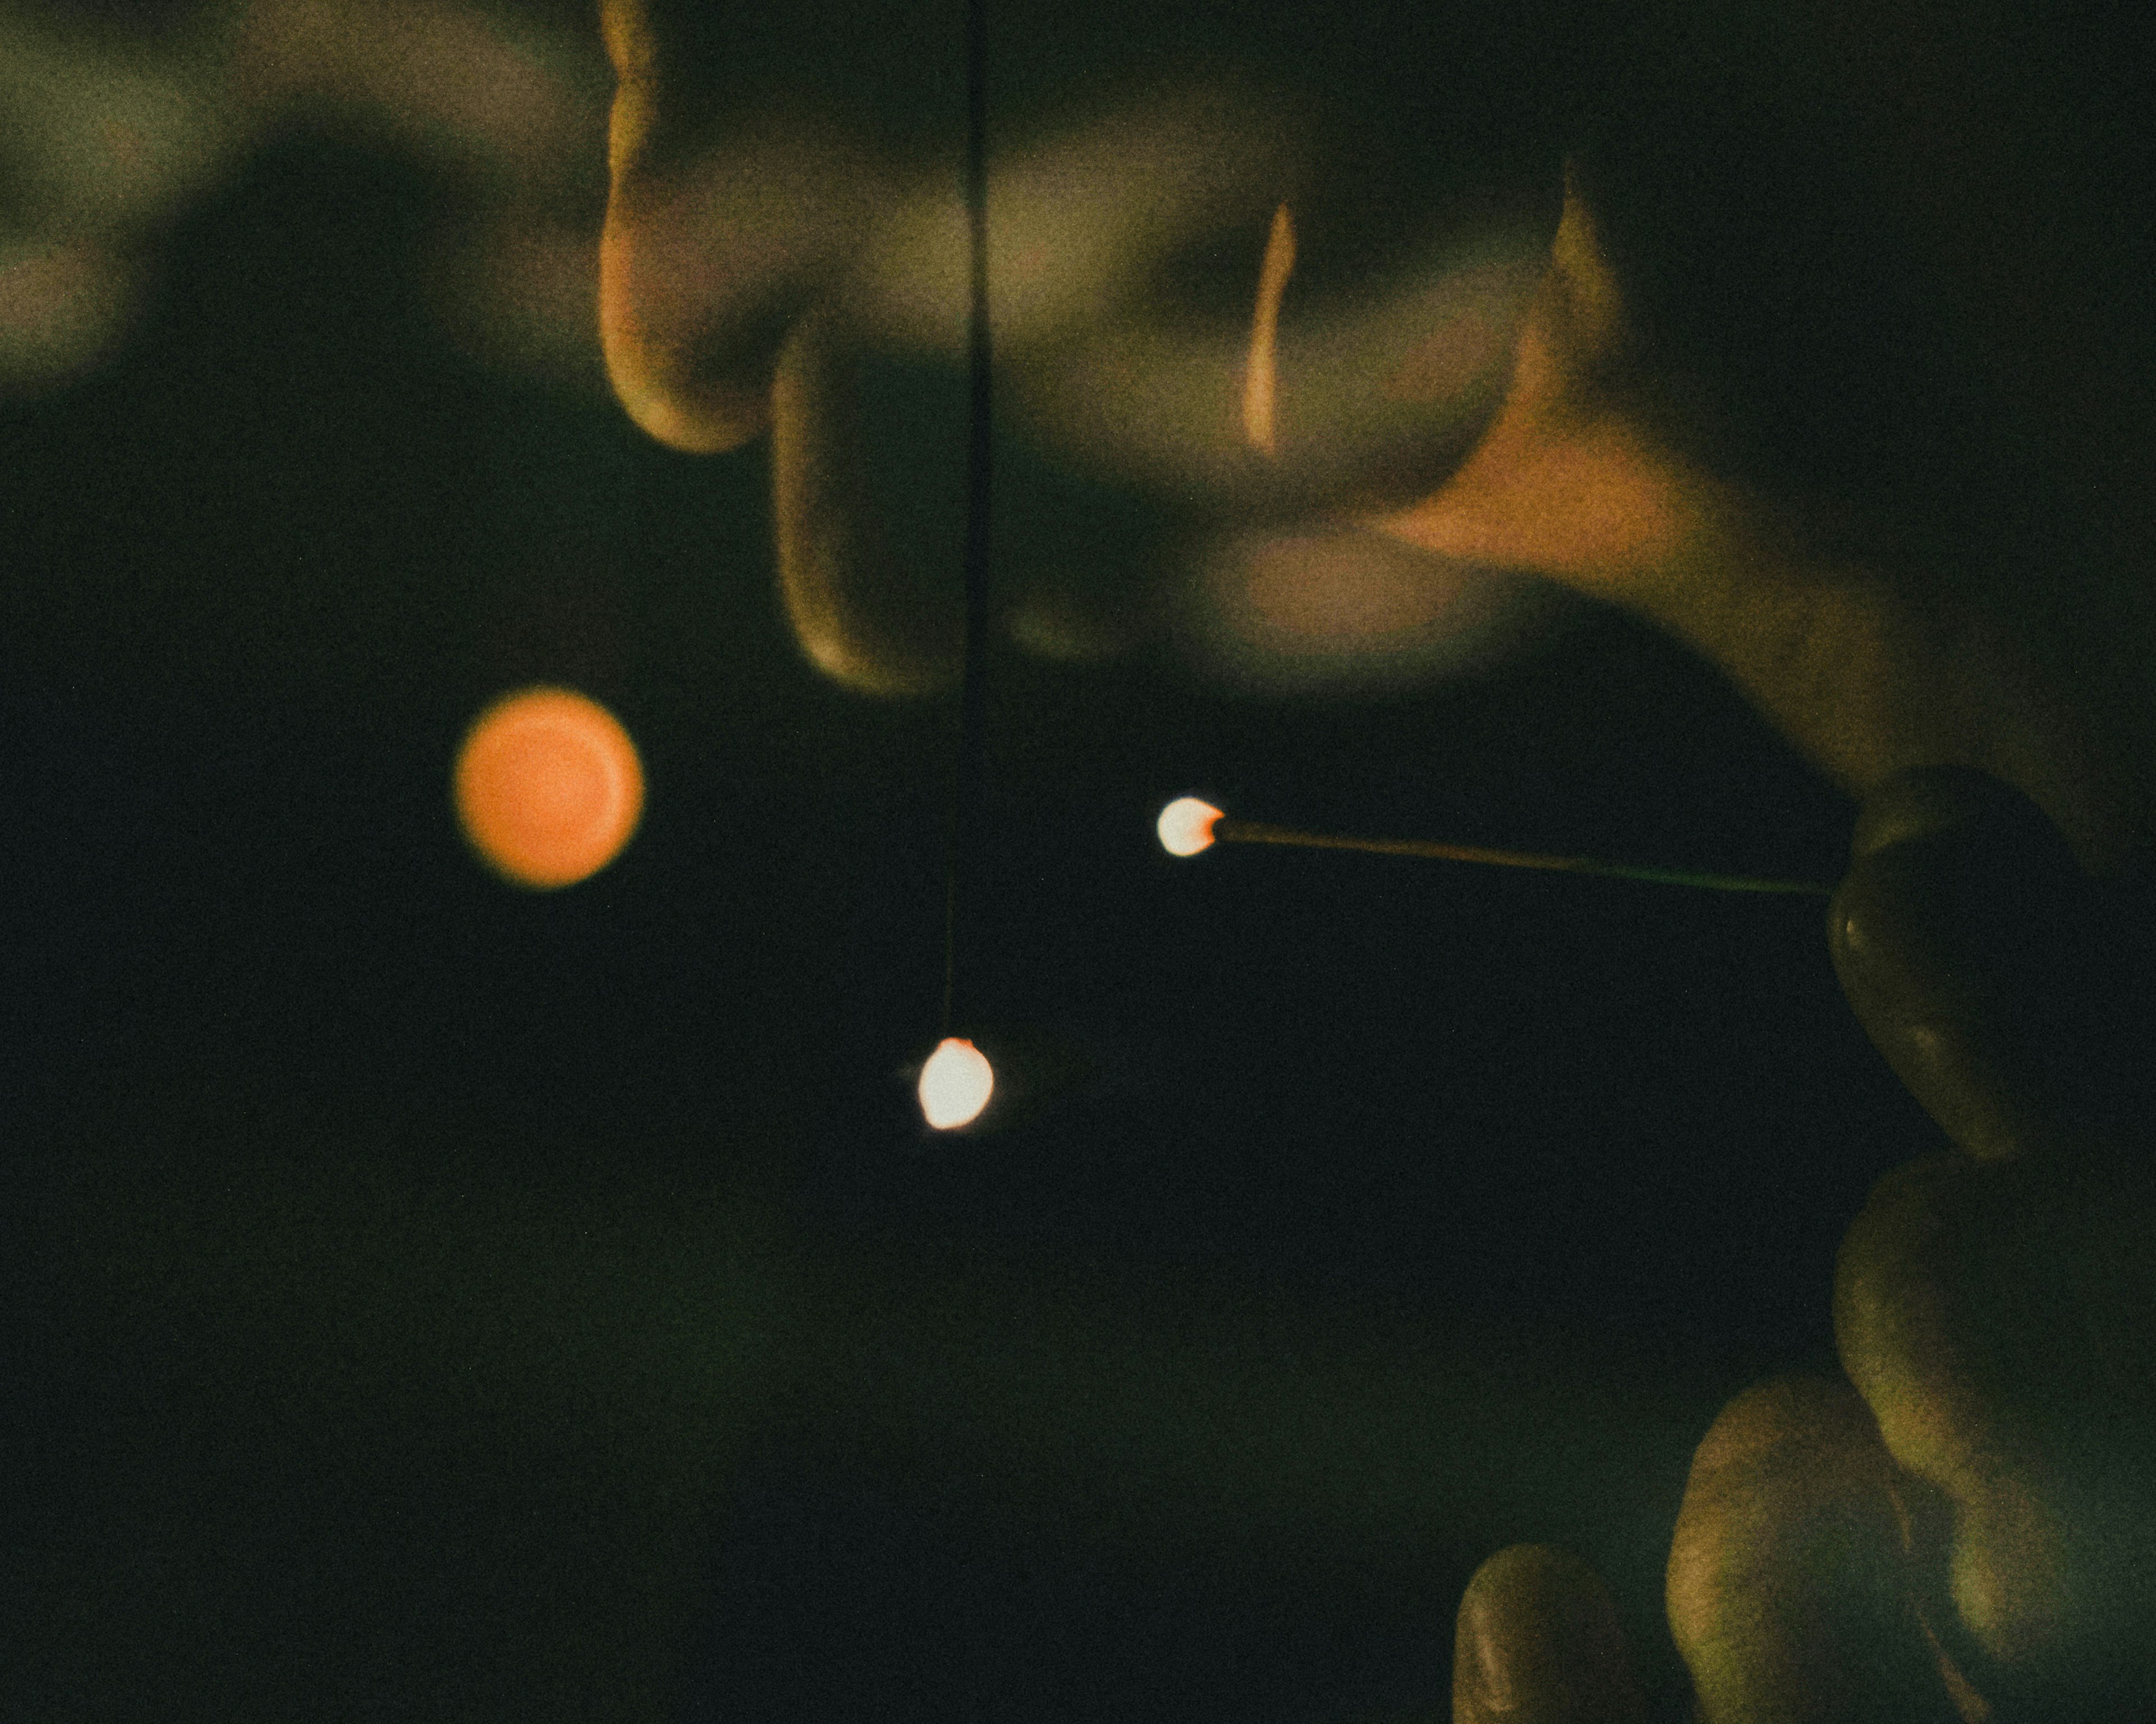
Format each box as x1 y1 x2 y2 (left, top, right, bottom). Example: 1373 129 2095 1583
1157 796 1225 857
919 1036 994 1129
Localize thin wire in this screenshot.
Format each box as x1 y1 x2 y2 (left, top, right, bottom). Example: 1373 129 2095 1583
1215 820 1833 897
942 0 994 1035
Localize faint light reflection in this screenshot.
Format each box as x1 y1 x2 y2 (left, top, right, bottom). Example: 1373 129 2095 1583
919 1037 994 1129
1243 203 1295 457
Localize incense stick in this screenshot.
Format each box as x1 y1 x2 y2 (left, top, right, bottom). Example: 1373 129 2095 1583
1158 798 1831 896
940 0 995 1038
919 0 1002 1131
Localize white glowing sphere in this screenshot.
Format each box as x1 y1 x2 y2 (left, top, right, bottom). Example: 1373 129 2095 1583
1156 796 1224 857
919 1036 994 1129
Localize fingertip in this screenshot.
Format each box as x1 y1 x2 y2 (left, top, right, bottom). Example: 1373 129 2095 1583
1846 767 2051 865
1669 1375 1957 1724
602 354 771 455
1454 1544 1645 1724
767 305 967 697
1830 852 1974 1024
1833 768 2078 1008
597 108 876 459
1831 766 2096 1161
598 214 777 455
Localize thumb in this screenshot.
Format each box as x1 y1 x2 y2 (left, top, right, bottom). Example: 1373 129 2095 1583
1452 1544 1645 1724
1827 765 2111 1161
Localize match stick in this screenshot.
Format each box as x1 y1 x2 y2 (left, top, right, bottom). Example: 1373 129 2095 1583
1156 798 1832 897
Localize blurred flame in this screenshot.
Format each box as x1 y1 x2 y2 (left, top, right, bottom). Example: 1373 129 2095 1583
454 687 643 889
1157 797 1223 857
1243 203 1295 456
919 1036 994 1129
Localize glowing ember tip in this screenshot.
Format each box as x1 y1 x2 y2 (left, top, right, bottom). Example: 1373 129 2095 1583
1157 797 1225 857
919 1037 994 1129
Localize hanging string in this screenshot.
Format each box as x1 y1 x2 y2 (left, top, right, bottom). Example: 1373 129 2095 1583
942 0 994 1037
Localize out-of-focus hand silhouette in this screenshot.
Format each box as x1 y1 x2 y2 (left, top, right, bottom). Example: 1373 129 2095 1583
597 0 1572 692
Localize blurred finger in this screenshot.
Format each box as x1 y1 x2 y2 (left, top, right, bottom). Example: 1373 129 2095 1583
1836 1149 2156 1718
1666 1375 1958 1724
771 302 967 694
1002 159 1550 523
1452 1544 1645 1724
1828 765 2104 1161
600 115 879 455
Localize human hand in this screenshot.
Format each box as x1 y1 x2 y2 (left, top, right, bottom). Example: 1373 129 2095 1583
596 0 1574 691
1454 767 2156 1723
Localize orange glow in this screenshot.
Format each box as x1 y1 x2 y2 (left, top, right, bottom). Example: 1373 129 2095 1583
1369 187 1689 586
454 687 644 889
1157 796 1223 857
919 1036 994 1129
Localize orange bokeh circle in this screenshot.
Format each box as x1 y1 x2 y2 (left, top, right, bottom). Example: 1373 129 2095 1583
454 687 645 889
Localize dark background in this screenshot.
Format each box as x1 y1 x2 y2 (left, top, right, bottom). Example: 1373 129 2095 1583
1 103 1943 1723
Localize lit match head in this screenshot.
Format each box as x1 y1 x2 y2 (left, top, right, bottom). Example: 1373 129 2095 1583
919 1036 994 1129
1157 796 1225 857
